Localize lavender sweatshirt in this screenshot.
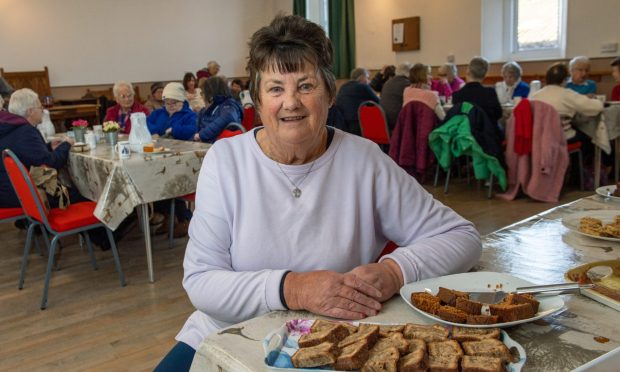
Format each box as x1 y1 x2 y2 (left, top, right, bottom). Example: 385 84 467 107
177 128 481 349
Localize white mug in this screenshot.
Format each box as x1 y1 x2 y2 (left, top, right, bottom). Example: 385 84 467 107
115 141 131 159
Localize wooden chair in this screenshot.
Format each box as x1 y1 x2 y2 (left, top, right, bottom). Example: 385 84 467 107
0 66 52 98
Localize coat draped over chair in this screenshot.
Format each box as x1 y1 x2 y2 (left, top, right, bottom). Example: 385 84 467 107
389 101 438 182
497 99 569 202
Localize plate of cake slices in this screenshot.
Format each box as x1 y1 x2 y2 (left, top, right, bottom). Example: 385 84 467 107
562 211 620 242
400 272 565 328
262 318 525 371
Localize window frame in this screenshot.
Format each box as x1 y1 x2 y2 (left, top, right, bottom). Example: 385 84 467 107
305 0 329 34
503 0 567 61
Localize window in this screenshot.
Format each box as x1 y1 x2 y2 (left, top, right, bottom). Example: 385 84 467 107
508 0 566 59
481 0 567 61
306 0 329 34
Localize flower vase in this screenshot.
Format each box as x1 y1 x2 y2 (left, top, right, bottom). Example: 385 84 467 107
105 131 118 146
73 127 86 143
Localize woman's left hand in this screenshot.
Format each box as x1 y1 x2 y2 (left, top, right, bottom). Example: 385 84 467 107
347 259 404 302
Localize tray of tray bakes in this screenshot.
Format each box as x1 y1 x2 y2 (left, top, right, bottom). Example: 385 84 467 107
562 211 620 242
565 259 620 312
400 272 565 328
263 319 525 371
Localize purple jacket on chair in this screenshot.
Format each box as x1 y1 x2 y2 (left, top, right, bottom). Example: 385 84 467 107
389 101 438 182
497 100 568 202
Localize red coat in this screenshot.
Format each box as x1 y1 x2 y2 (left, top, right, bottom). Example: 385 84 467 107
497 100 568 202
104 102 150 134
389 101 438 182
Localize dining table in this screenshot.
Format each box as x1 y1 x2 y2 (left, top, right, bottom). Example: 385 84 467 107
189 194 620 371
572 104 620 188
67 135 211 282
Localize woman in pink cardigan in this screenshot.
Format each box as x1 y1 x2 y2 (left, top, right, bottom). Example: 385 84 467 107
402 63 445 120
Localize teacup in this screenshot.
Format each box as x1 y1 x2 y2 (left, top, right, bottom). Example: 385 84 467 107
115 141 131 159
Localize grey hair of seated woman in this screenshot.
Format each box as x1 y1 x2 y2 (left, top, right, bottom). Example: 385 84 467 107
7 88 40 117
112 80 134 99
200 76 232 104
501 61 523 79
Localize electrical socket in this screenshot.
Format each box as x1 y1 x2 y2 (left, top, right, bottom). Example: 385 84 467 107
601 42 618 53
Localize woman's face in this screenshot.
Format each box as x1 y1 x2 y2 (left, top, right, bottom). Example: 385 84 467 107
187 78 196 90
153 88 164 101
116 85 134 111
503 71 518 87
571 62 589 84
258 64 331 149
164 99 183 115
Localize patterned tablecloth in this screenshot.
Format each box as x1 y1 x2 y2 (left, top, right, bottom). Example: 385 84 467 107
190 195 620 371
572 105 620 155
68 137 210 230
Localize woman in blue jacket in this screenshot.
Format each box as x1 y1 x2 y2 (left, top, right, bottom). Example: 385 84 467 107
147 82 197 140
194 76 243 143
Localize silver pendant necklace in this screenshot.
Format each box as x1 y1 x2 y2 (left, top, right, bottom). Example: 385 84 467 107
276 160 316 198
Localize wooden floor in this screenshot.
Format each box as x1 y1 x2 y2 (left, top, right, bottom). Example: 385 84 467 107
0 180 590 371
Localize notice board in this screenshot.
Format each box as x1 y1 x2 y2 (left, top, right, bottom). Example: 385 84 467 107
392 17 420 52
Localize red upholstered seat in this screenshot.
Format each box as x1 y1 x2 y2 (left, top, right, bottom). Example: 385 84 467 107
46 202 100 232
242 105 256 132
359 101 390 145
217 129 243 140
181 193 195 202
0 207 23 220
567 141 582 152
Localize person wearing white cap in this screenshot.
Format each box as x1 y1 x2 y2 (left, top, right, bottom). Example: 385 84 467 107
146 82 197 140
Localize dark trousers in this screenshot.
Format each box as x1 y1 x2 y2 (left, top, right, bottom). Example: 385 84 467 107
153 199 192 222
154 342 195 372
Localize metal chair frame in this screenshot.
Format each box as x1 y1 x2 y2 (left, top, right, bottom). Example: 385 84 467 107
2 149 125 309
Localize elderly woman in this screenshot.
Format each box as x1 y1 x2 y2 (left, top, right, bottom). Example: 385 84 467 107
196 60 221 81
183 72 205 112
369 64 396 93
495 61 530 104
155 15 481 371
143 82 165 111
431 63 465 99
194 76 243 143
530 62 603 140
403 63 445 120
146 82 197 140
0 88 75 208
566 56 597 95
103 81 150 134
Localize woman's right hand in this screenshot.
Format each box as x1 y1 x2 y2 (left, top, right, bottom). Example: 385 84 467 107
284 270 383 320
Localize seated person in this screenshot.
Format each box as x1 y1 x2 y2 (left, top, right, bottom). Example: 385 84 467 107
104 80 150 134
379 62 412 131
183 72 205 113
143 82 164 112
611 57 620 101
334 67 379 135
155 15 481 371
0 77 13 110
196 60 220 81
530 62 603 140
147 82 197 141
495 61 530 104
229 79 244 101
431 63 465 99
452 57 503 125
566 56 597 95
194 76 243 143
369 65 395 93
403 63 445 120
0 88 76 209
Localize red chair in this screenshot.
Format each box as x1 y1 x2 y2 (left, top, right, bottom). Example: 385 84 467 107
216 122 246 141
358 101 390 145
241 105 256 132
2 149 125 309
0 207 24 223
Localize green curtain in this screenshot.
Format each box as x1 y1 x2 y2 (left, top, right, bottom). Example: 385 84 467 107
293 0 306 17
328 0 356 79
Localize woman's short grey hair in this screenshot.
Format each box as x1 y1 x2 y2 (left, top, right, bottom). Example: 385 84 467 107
468 57 489 80
112 80 133 98
443 63 457 78
246 15 336 106
569 56 590 70
199 76 232 103
207 61 220 69
350 68 368 81
8 88 40 117
395 62 413 77
501 61 522 78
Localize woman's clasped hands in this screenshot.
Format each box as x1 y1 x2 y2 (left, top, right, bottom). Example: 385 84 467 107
283 260 404 320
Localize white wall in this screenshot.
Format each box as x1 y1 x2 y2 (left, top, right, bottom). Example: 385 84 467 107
355 0 620 69
0 0 292 87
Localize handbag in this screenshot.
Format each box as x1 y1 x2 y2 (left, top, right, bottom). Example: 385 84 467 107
29 166 70 210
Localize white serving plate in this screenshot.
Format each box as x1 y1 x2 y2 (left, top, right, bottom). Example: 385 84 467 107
595 185 620 201
263 318 526 371
400 272 565 328
562 210 620 242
